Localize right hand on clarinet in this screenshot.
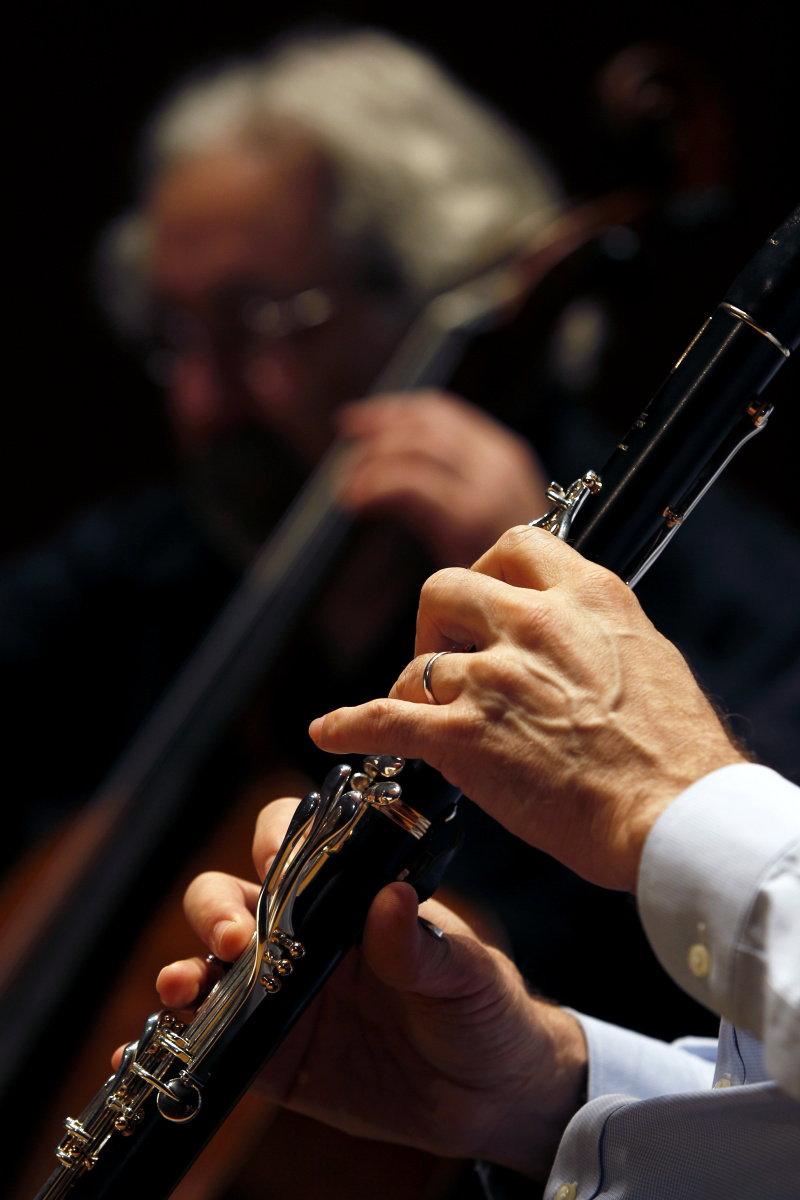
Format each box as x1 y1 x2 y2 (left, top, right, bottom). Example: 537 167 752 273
149 798 588 1182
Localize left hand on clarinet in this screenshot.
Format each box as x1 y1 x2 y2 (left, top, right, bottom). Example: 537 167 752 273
310 525 745 892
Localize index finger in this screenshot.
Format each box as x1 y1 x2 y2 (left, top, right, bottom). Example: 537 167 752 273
309 694 454 770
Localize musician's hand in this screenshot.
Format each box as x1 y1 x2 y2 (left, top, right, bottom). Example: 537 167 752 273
310 525 745 892
336 391 549 567
156 798 587 1180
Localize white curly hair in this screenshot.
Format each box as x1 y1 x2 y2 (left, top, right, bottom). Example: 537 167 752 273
99 27 563 335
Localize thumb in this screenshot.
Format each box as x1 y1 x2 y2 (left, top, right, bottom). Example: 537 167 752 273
362 883 493 1001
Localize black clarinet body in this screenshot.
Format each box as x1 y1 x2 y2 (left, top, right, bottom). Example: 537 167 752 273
36 205 799 1200
566 204 799 577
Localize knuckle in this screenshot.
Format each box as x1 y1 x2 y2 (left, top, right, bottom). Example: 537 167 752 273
420 566 465 605
495 526 524 557
419 568 446 600
495 524 536 565
366 695 421 752
437 704 487 777
516 590 561 640
487 582 554 646
326 697 399 747
391 657 422 698
183 870 218 908
470 647 522 710
183 870 230 931
367 695 397 731
579 560 633 609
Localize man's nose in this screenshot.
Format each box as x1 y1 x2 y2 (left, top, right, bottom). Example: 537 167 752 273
167 351 254 451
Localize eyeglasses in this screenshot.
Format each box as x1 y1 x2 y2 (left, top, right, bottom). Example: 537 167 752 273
142 286 338 385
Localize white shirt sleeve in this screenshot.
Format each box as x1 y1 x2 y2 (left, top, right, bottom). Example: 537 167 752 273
573 1011 716 1100
636 762 800 1099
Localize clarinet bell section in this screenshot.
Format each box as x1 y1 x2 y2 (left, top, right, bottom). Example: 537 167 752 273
36 757 460 1200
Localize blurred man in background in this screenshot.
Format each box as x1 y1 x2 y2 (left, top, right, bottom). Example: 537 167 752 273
98 28 564 566
6 26 561 863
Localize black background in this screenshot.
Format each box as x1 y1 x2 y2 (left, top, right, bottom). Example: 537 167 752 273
6 0 799 556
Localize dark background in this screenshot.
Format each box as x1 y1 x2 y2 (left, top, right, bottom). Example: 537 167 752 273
6 0 799 557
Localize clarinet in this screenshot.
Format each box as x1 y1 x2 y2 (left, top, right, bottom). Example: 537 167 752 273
37 755 461 1200
36 205 799 1200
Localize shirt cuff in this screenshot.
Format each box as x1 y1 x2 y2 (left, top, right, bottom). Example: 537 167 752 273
571 1010 715 1100
637 762 800 1034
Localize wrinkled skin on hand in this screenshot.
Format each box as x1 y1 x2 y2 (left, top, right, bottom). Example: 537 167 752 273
151 798 587 1180
310 526 745 892
335 391 549 567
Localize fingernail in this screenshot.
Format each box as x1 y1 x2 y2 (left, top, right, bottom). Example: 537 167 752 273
211 918 237 956
309 716 325 743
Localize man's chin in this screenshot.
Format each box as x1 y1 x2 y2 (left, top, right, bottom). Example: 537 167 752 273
182 426 308 569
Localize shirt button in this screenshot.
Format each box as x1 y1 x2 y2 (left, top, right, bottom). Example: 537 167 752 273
554 1184 577 1200
688 943 711 977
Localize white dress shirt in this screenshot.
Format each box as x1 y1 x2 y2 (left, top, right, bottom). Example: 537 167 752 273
541 763 800 1200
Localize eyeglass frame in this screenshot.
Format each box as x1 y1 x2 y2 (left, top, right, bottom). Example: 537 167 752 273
139 284 339 386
